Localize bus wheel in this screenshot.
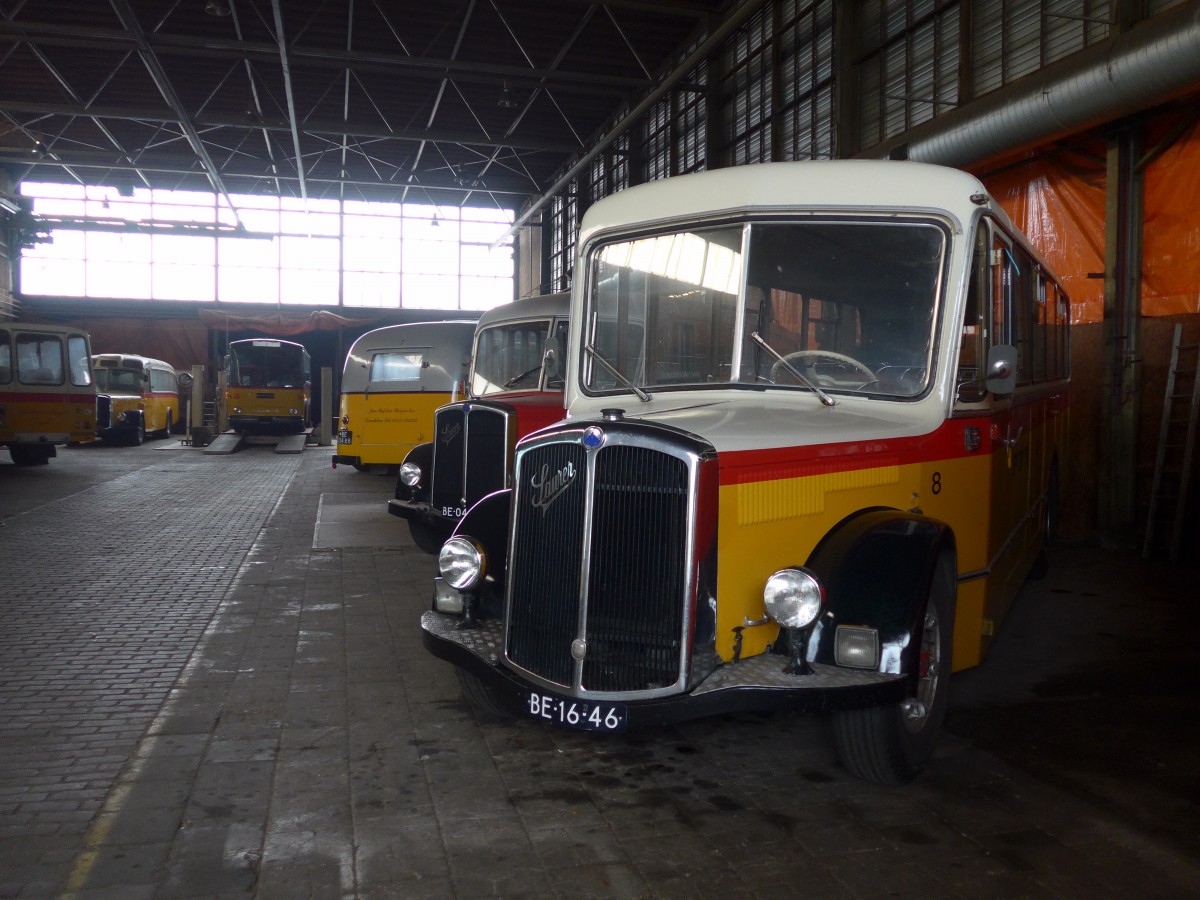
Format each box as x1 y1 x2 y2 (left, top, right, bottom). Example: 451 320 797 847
832 554 954 785
408 520 445 555
9 445 51 466
131 419 145 446
456 669 513 721
164 410 174 437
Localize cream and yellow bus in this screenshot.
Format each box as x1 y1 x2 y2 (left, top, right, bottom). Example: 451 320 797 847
92 354 181 444
1 322 96 465
423 161 1070 785
333 320 478 470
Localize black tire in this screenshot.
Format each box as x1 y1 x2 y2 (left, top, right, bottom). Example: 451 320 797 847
408 520 447 555
9 445 51 466
130 417 145 446
456 668 515 721
832 553 955 785
164 410 174 438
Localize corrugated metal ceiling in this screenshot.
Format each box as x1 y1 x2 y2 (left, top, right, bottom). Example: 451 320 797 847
0 0 731 210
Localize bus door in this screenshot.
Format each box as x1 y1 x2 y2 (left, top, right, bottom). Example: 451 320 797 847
985 228 1032 625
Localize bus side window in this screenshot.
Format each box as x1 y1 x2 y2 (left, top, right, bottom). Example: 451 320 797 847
956 226 989 403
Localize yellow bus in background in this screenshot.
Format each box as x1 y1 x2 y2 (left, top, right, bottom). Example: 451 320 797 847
334 320 478 470
224 338 311 433
92 354 181 444
1 322 96 466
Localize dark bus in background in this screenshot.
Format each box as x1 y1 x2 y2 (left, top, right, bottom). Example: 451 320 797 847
389 292 570 552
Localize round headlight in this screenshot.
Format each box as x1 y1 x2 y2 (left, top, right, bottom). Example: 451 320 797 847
398 462 422 487
763 568 824 629
439 536 486 591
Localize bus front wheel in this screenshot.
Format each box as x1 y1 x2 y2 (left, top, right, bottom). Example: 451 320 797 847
832 553 954 785
408 520 446 555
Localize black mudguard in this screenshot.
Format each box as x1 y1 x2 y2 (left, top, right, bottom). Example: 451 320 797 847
394 441 433 502
452 488 512 616
805 509 954 677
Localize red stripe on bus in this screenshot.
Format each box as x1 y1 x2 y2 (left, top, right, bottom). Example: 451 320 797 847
0 390 96 404
718 415 991 486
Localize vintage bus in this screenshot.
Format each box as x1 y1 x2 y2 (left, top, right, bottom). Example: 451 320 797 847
1 322 96 465
389 293 570 552
224 338 311 433
423 161 1070 784
92 354 181 444
333 320 478 470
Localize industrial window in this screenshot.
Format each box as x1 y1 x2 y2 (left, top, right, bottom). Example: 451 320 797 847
858 0 961 149
18 183 514 311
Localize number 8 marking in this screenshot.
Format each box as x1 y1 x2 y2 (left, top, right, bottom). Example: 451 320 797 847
931 471 942 495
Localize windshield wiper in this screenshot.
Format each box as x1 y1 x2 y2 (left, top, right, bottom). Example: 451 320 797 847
502 365 542 389
584 344 652 402
749 332 837 407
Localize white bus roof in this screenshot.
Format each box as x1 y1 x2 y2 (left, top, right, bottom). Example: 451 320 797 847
577 160 1017 248
474 292 570 331
91 353 175 371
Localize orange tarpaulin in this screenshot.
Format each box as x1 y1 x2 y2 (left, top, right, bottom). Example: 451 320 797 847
982 153 1107 325
1142 115 1200 316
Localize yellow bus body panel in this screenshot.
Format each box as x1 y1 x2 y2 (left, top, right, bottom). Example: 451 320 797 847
715 444 1011 673
338 390 452 466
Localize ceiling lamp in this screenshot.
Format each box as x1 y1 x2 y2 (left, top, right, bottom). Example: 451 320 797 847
205 1 230 16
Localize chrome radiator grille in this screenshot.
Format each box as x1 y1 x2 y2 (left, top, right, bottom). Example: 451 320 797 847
431 404 507 514
505 436 691 695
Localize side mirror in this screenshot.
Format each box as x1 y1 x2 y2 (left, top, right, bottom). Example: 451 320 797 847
986 344 1017 395
543 336 561 376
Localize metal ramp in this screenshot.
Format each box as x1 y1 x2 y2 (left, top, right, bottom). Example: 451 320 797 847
202 432 246 455
273 433 308 454
1143 323 1200 560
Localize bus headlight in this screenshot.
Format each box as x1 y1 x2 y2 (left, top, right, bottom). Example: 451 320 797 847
398 462 422 487
439 536 486 591
288 407 299 415
763 568 824 629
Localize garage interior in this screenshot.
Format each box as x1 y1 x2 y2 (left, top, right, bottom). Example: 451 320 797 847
2 1 1200 897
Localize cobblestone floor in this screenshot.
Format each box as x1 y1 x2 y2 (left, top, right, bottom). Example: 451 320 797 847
1 441 1198 899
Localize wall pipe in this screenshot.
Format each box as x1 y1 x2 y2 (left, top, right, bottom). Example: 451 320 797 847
868 1 1200 168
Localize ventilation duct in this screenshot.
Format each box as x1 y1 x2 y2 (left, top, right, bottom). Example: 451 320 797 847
870 3 1200 168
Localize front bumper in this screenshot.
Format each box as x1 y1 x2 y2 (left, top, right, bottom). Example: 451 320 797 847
421 610 907 727
387 498 458 531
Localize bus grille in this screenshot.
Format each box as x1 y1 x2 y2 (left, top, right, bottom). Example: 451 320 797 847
506 440 690 694
430 405 508 515
96 394 112 428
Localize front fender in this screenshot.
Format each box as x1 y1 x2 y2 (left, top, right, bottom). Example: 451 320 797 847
395 441 433 502
805 509 954 676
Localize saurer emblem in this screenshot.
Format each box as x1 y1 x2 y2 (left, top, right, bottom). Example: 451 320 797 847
530 461 576 515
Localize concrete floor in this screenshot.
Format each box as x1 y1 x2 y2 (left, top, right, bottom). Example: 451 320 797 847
1 439 1198 899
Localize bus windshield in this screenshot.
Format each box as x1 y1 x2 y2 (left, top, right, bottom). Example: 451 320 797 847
228 342 308 388
471 321 552 396
93 367 143 392
584 219 946 399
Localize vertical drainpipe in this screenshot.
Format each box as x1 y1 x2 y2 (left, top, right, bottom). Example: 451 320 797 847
1099 127 1144 547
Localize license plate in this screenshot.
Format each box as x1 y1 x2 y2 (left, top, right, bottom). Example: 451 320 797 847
336 430 352 444
526 690 626 732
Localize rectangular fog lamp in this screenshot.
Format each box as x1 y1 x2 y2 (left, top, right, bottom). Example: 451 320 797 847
432 577 464 615
835 625 879 669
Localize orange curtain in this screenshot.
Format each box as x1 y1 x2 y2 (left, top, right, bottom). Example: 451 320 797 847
1142 115 1200 316
981 151 1107 325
